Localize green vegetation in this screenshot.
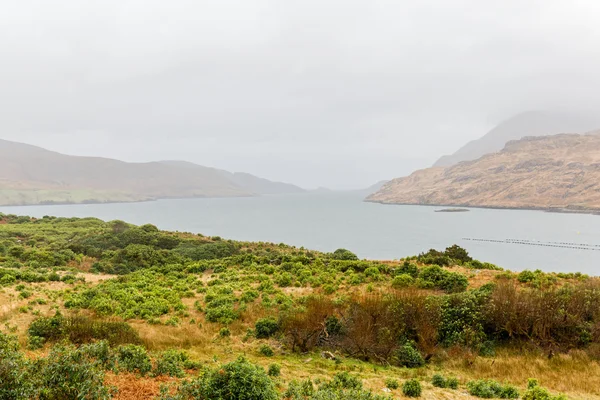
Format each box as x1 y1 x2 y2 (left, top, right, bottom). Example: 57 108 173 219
0 213 589 399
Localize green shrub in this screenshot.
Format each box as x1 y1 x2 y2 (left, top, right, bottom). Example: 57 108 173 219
259 344 275 357
174 357 278 400
37 343 113 400
391 274 414 288
219 327 231 338
332 249 358 261
117 344 152 375
431 374 446 388
385 378 399 390
522 380 566 400
396 261 419 278
402 379 422 397
78 340 116 370
268 363 281 377
328 372 363 390
28 335 45 350
393 343 425 368
446 377 459 390
466 379 518 399
154 349 188 378
0 332 36 399
255 317 279 339
27 311 65 344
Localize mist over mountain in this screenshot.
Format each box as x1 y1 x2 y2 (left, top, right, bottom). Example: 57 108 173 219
160 160 305 195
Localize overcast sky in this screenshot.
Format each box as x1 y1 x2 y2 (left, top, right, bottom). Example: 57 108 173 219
1 0 600 189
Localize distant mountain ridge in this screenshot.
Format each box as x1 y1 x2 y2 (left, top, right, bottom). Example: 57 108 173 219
160 160 305 195
434 111 600 167
0 139 303 206
368 132 600 212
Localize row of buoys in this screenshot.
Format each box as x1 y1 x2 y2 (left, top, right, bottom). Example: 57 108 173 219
462 237 600 251
505 239 600 247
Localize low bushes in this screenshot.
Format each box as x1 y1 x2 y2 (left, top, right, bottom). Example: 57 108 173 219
117 344 152 375
466 379 519 399
27 313 141 348
1 332 112 400
431 374 459 389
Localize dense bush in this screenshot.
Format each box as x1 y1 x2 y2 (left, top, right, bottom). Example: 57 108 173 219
522 380 567 400
393 343 425 368
466 379 519 399
28 314 141 347
267 363 281 377
37 343 113 400
154 349 190 378
259 344 275 357
402 379 422 397
419 265 468 293
331 249 359 261
284 379 390 400
385 378 399 390
117 344 152 375
0 333 36 399
255 317 280 339
169 357 278 400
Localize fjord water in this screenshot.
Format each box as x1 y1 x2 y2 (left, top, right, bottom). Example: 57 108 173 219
2 192 599 274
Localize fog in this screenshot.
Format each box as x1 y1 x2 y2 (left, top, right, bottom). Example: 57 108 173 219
1 0 599 188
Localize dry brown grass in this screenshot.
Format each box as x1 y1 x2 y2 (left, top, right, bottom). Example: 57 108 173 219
105 372 179 400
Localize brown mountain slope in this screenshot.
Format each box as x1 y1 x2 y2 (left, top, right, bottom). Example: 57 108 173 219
434 111 600 167
367 132 600 212
0 139 251 205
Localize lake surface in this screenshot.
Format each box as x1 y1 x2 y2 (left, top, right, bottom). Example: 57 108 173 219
2 192 599 274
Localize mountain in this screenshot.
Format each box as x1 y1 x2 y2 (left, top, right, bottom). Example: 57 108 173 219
0 139 252 206
367 132 600 212
434 111 600 167
363 180 389 195
160 161 305 195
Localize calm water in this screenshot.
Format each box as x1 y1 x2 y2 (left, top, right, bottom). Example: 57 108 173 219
1 192 599 274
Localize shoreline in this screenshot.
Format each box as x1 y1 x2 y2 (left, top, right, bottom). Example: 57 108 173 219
0 193 257 208
364 199 600 216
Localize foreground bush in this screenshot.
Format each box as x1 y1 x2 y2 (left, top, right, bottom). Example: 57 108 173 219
0 333 36 399
165 357 278 400
284 377 391 400
37 343 113 400
522 380 567 400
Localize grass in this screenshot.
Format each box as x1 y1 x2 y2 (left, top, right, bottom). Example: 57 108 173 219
0 214 597 399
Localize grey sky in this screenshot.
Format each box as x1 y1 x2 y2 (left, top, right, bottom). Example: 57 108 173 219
1 0 600 189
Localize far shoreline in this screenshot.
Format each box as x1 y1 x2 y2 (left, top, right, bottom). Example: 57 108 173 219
364 199 600 216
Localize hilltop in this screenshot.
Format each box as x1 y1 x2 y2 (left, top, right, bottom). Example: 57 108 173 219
0 139 303 206
368 132 600 212
434 111 600 167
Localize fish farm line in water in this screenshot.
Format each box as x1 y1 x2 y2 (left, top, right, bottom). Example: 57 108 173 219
462 238 600 251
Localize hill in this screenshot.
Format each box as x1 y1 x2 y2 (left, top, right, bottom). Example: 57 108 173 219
0 214 594 399
367 132 600 212
160 160 305 195
0 139 251 205
434 111 600 167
